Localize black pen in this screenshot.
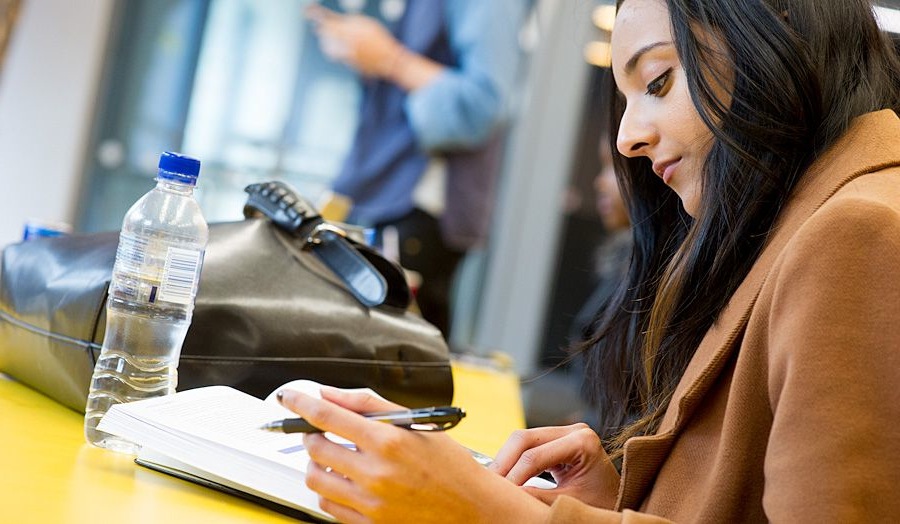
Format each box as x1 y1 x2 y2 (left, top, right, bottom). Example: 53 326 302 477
259 406 465 433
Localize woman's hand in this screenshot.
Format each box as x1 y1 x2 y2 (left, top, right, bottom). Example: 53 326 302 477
489 424 620 508
279 387 550 523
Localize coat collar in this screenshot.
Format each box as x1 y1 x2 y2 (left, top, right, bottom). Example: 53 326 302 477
615 110 900 510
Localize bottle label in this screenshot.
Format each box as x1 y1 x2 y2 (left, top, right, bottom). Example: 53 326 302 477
112 233 150 301
157 247 203 305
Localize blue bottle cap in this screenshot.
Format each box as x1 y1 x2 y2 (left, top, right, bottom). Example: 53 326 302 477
22 219 72 241
158 151 201 186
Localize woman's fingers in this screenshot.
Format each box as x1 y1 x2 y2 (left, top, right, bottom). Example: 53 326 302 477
306 462 371 523
279 390 383 448
317 498 367 524
319 386 406 413
490 424 592 477
305 462 370 524
503 426 598 485
303 432 363 479
522 485 561 506
305 459 357 504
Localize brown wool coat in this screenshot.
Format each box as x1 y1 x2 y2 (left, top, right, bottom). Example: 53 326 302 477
546 110 900 523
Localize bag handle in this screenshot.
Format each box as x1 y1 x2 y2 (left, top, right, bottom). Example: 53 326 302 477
242 181 396 308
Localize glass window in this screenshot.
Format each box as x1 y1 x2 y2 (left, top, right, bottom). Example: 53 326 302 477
183 0 363 222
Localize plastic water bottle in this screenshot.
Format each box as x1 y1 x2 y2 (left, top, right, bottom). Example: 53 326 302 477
84 152 209 454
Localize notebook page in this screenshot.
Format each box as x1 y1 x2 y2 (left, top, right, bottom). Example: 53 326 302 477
99 386 338 518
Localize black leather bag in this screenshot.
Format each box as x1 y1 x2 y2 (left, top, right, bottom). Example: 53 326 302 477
0 184 453 413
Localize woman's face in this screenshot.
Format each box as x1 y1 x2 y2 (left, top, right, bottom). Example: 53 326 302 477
611 0 714 218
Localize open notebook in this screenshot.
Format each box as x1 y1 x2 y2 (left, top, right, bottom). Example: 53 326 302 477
98 380 340 521
96 380 555 522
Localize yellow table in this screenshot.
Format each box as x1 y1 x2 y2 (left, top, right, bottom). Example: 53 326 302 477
0 361 523 523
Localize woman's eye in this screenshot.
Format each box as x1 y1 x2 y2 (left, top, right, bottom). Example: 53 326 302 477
646 69 672 96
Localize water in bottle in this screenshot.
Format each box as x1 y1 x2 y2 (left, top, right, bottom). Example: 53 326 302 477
84 152 209 454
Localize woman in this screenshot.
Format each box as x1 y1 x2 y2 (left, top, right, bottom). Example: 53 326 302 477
279 0 900 521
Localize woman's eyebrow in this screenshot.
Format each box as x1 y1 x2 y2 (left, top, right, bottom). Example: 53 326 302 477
624 41 673 74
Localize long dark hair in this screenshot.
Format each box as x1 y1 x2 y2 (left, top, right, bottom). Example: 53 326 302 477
582 0 900 459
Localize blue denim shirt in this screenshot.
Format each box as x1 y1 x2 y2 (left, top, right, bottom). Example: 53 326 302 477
332 0 527 246
406 0 525 150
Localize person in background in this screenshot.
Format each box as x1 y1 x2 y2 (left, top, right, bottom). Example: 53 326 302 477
525 135 633 430
279 0 900 521
305 1 527 339
570 135 634 431
571 135 632 342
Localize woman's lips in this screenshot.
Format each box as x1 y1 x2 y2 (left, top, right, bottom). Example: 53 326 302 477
662 160 680 184
653 159 682 185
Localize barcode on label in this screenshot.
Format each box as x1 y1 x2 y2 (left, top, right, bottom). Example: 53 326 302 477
158 247 203 305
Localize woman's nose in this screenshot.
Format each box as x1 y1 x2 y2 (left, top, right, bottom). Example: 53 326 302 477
616 106 656 158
